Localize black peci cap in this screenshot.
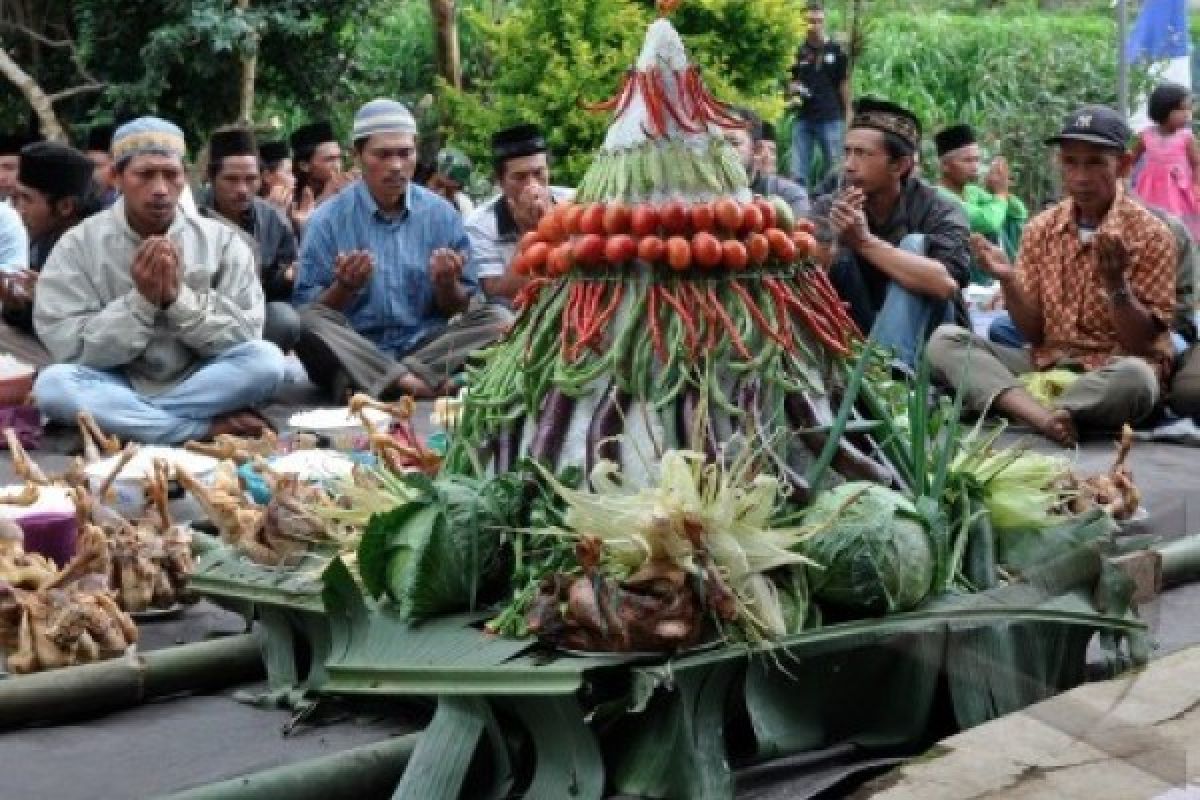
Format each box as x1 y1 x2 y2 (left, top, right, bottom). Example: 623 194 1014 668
18 141 95 197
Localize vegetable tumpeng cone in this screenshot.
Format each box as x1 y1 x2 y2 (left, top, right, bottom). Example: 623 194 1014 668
450 14 894 497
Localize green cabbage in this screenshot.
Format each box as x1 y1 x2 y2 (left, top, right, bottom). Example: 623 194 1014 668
801 483 934 613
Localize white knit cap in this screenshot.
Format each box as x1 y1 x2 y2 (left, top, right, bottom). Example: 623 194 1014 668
352 99 418 142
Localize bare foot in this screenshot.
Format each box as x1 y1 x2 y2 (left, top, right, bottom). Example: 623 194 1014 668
389 374 436 399
1031 408 1077 448
994 387 1077 448
205 412 267 440
433 379 460 397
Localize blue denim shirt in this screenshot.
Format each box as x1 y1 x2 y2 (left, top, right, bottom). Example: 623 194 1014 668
294 181 477 356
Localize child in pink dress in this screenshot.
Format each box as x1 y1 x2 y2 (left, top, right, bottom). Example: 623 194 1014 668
1132 82 1200 240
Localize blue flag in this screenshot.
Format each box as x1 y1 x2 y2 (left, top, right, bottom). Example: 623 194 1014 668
1126 0 1191 64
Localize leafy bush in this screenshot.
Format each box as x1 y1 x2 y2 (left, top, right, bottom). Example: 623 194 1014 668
437 0 805 186
846 10 1150 208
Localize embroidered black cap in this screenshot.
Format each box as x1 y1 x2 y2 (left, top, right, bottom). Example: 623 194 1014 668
1045 105 1131 151
851 97 921 151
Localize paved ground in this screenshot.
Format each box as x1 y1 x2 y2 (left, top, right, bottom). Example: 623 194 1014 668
857 642 1200 799
4 379 1200 798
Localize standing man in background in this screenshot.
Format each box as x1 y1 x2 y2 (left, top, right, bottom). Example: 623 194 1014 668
788 2 850 190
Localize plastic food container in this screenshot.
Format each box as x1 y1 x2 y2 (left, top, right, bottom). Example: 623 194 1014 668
0 356 35 406
0 486 77 565
287 407 391 450
84 447 218 519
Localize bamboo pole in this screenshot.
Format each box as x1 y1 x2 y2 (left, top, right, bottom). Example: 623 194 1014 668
158 734 419 800
1156 535 1200 589
0 633 263 729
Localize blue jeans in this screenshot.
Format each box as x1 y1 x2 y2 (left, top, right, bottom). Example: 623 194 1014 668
34 340 288 444
790 118 844 189
989 312 1189 357
830 234 953 369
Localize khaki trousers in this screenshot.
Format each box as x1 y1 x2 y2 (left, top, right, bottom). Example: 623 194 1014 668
926 325 1159 430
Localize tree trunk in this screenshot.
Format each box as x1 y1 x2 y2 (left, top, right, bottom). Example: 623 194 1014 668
237 0 257 124
429 0 463 90
0 47 65 141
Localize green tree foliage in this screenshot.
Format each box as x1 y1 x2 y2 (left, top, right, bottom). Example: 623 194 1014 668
1 0 370 145
438 0 805 184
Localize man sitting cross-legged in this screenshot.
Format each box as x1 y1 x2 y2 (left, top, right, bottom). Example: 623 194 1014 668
32 116 287 444
293 99 510 401
927 106 1175 447
0 141 101 367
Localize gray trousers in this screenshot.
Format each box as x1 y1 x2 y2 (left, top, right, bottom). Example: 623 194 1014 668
295 303 512 400
1168 345 1200 418
0 321 51 369
927 325 1160 429
265 302 303 352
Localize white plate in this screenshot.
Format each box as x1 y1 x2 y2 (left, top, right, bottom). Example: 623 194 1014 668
84 447 218 483
287 407 391 433
130 603 186 622
268 450 357 481
84 447 218 518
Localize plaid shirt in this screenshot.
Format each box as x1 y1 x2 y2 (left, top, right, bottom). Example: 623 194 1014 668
1015 185 1176 384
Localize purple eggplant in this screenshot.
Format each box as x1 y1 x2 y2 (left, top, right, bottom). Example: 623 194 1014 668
785 391 895 486
529 388 576 470
494 418 524 475
586 383 629 484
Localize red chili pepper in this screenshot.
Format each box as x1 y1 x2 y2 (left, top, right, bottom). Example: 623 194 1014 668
730 281 790 351
562 282 579 360
572 281 602 361
763 278 796 351
615 71 637 116
807 269 862 338
779 278 852 351
681 68 700 117
588 282 625 353
580 71 628 112
699 283 719 352
651 70 705 134
794 301 850 357
709 285 752 360
658 282 699 359
694 77 747 129
514 276 550 312
639 72 667 137
649 284 666 364
682 283 710 353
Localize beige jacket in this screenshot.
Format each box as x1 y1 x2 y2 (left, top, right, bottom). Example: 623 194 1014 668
34 198 264 394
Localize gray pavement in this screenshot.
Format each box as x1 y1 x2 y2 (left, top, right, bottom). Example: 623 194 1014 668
2 392 1200 798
